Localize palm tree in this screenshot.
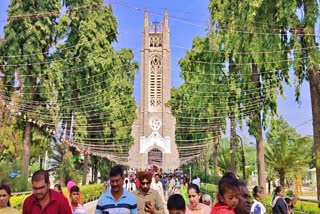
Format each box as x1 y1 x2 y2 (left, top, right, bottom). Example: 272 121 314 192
265 118 312 188
218 146 231 174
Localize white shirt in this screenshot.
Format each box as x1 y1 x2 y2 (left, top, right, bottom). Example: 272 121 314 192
251 199 266 214
151 181 164 201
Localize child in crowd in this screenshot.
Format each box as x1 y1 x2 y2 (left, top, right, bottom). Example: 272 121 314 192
69 186 85 214
284 197 293 214
211 172 239 214
167 194 186 214
54 184 63 194
250 186 266 214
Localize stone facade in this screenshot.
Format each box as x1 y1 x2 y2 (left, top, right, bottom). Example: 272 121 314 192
128 9 180 172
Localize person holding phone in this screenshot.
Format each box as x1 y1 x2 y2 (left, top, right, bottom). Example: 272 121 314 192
133 171 164 214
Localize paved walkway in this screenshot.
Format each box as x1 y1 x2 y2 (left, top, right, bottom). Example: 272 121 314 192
84 200 98 214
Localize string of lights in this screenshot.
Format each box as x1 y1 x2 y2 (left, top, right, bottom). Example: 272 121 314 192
0 0 315 164
114 1 318 36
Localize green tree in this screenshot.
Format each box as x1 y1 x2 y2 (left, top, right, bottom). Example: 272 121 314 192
1 0 62 176
265 117 312 188
0 86 23 162
168 35 228 175
208 0 293 188
286 0 320 199
52 0 137 184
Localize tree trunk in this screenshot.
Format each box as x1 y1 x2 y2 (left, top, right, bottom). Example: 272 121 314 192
308 65 320 201
91 156 95 183
251 62 266 189
205 153 209 183
213 141 219 177
94 158 98 183
197 157 202 172
256 113 266 189
279 169 285 189
60 112 72 186
230 117 236 173
228 54 237 174
268 179 271 194
82 152 89 185
22 121 32 176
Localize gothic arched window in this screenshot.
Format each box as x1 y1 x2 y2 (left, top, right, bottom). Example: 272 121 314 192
150 56 162 110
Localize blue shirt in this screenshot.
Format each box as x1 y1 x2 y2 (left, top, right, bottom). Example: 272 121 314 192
160 178 166 189
95 189 138 214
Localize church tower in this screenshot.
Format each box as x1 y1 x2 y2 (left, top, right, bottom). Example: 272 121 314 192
129 9 180 171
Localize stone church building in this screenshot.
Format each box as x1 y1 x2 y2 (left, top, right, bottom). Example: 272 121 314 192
128 9 180 172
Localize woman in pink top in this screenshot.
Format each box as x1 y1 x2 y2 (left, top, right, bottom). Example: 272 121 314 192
186 184 211 214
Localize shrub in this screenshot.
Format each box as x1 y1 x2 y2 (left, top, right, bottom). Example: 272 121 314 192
200 183 217 200
294 200 319 214
261 195 319 214
79 184 104 203
286 189 293 197
10 193 31 210
10 175 31 192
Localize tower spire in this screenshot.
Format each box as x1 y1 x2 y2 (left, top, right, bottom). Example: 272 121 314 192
144 9 148 29
164 8 168 29
129 9 179 171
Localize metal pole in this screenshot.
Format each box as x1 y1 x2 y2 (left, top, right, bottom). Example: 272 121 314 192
236 135 246 180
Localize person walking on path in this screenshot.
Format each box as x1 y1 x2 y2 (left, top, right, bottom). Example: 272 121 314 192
151 174 165 202
271 186 288 214
235 180 252 214
0 183 20 214
69 186 85 214
167 194 187 214
211 172 239 214
250 186 266 214
22 169 72 214
95 165 138 214
133 171 164 214
186 184 210 214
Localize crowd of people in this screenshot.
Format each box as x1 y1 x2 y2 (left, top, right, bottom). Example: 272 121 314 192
0 167 298 214
96 166 295 214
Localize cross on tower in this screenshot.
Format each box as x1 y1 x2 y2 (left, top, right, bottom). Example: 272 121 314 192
153 20 160 32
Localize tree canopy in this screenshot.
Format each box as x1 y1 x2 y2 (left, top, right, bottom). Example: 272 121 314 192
265 117 313 187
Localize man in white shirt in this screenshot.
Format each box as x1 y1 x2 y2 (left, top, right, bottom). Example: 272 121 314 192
151 174 164 202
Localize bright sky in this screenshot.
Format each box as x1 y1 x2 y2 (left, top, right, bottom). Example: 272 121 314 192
0 0 313 137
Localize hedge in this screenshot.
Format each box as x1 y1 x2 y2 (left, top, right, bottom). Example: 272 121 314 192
261 196 319 214
200 183 217 200
10 183 104 210
10 193 31 210
293 200 320 214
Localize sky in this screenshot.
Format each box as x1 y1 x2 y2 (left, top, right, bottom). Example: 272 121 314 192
0 0 313 138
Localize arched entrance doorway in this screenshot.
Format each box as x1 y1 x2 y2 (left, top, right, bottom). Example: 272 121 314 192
148 148 162 167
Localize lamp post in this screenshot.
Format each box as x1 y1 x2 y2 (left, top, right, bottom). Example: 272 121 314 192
236 135 246 180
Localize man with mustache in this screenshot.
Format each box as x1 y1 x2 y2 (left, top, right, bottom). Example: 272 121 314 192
22 169 72 214
133 171 164 214
235 180 252 214
95 165 138 214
